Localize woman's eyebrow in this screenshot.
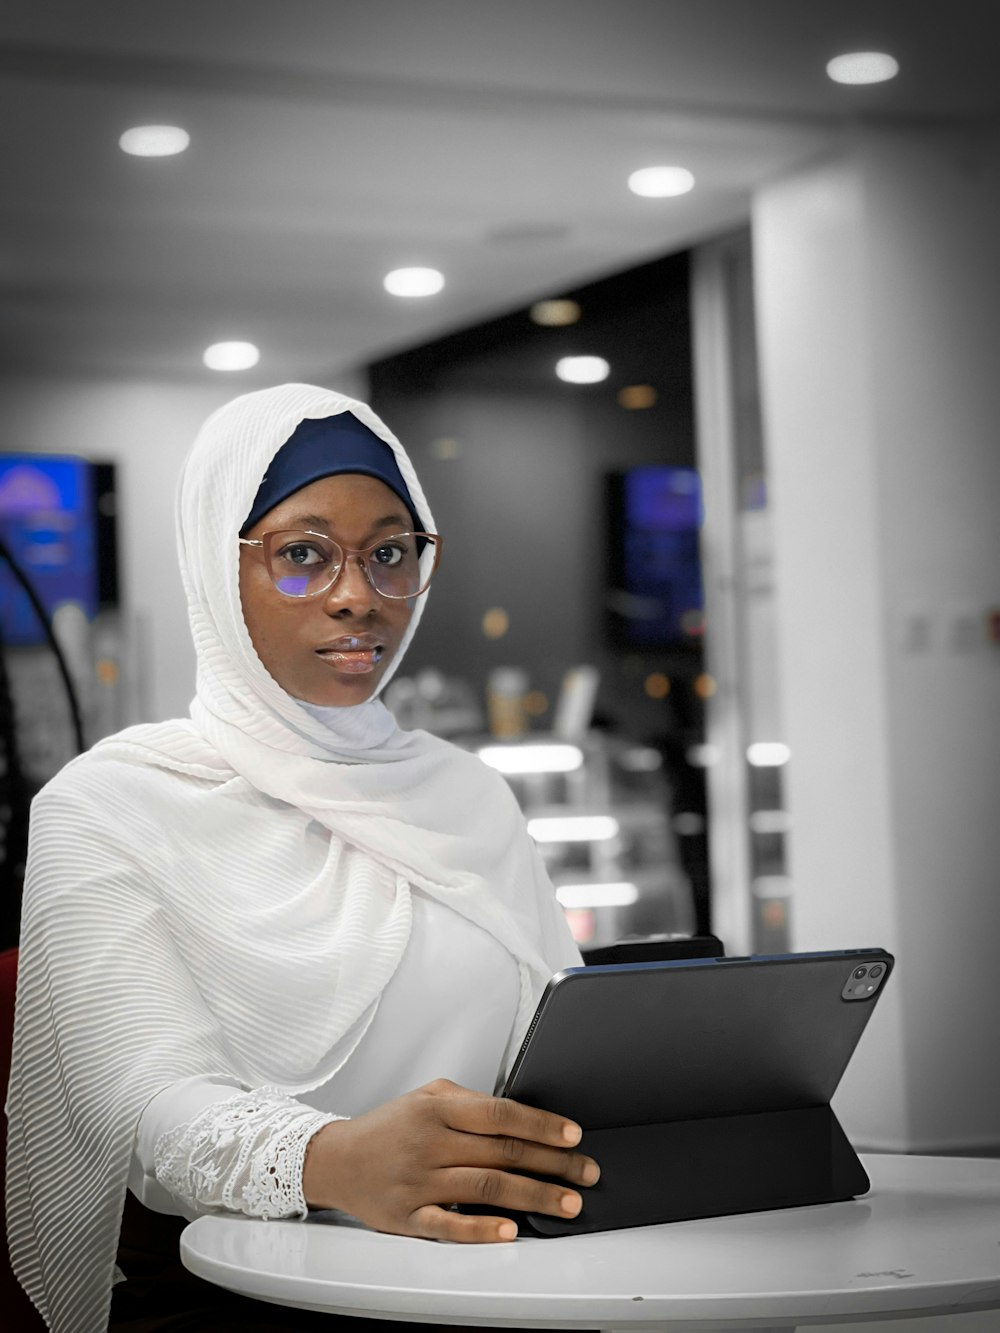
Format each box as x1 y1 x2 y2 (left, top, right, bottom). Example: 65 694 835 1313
285 513 330 530
284 512 410 533
369 513 410 531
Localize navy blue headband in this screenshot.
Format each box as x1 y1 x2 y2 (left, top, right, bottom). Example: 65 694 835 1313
240 412 422 535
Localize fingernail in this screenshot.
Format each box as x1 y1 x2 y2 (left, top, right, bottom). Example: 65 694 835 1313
498 1221 518 1240
582 1161 600 1185
561 1192 582 1215
562 1123 582 1145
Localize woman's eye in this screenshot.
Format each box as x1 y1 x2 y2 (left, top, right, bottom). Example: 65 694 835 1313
371 542 405 567
277 542 328 566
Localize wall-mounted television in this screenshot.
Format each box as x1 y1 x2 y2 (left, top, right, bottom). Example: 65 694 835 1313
605 465 704 649
0 455 116 647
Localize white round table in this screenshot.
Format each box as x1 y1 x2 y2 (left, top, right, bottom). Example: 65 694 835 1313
180 1154 1000 1331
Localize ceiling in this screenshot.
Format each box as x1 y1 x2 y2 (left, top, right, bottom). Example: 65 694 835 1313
1 0 997 384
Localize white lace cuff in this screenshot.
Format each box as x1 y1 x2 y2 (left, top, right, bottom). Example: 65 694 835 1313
153 1086 345 1220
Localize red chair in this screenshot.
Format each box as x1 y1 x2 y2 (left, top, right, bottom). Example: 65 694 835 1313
1 947 46 1329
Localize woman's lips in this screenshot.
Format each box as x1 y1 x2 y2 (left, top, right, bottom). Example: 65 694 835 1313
315 636 384 674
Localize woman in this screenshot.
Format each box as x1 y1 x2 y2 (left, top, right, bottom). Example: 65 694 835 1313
6 384 597 1332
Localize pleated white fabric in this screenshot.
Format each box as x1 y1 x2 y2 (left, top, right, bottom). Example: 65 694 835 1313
5 384 580 1332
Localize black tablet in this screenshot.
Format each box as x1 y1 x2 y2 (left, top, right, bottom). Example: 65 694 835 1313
498 947 894 1235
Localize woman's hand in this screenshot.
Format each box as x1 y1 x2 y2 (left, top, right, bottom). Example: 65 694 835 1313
302 1077 600 1242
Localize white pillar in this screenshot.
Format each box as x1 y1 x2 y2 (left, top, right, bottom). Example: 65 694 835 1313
753 129 1000 1152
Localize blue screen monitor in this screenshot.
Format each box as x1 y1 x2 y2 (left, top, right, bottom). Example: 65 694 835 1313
606 465 704 648
0 455 100 647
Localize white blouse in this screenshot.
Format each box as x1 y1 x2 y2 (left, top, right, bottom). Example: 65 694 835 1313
129 890 522 1220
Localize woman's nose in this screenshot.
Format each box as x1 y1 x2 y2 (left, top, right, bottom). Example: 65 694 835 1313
321 556 379 616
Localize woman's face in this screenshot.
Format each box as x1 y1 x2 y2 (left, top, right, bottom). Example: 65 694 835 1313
239 472 416 706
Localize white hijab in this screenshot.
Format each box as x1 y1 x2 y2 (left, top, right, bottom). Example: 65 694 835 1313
7 384 579 1332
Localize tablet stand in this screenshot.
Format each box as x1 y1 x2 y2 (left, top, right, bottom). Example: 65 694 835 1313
524 1104 869 1236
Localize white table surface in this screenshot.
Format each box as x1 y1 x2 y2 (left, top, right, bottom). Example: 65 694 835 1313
180 1153 1000 1331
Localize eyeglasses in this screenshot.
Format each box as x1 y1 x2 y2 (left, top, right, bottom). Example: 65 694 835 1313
239 529 442 600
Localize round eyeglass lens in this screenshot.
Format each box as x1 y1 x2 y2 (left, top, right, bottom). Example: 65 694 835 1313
365 535 424 597
270 533 341 597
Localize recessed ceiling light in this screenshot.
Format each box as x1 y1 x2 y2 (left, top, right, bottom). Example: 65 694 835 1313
478 744 584 775
481 607 509 639
826 52 899 85
618 384 658 410
556 881 639 909
527 815 620 843
203 341 260 371
530 299 581 326
747 742 791 767
627 166 695 198
119 125 190 157
556 355 610 384
383 267 444 297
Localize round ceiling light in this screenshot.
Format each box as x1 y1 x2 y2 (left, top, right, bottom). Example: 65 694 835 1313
618 384 658 410
627 165 695 198
826 52 900 85
203 341 260 371
556 355 610 385
530 299 582 326
383 267 444 297
119 125 190 157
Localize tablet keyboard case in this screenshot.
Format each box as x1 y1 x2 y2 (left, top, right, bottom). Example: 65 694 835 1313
502 951 890 1237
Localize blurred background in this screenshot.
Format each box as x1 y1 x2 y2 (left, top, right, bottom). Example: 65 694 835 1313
1 0 998 1154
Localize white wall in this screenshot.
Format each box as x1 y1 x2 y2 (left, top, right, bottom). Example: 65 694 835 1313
753 129 1000 1151
0 368 369 723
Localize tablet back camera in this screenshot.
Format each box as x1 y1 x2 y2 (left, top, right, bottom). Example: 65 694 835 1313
841 961 888 1001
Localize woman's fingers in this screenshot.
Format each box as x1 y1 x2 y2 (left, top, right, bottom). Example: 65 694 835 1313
427 1085 600 1187
432 1124 599 1188
438 1163 586 1221
407 1159 584 1242
409 1203 519 1244
430 1080 583 1149
495 1136 600 1187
